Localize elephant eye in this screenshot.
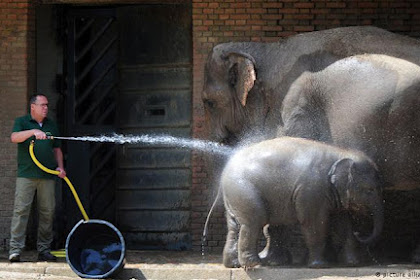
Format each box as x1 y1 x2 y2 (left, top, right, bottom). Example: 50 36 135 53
204 99 216 109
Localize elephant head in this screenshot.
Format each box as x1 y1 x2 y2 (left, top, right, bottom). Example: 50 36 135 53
328 158 383 244
202 45 266 145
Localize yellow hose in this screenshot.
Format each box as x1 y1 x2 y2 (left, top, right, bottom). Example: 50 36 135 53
29 141 89 221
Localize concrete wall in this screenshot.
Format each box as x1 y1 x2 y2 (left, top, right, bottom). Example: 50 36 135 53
0 0 419 253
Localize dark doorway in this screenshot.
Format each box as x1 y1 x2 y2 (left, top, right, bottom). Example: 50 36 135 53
65 7 118 238
37 3 192 250
115 5 192 250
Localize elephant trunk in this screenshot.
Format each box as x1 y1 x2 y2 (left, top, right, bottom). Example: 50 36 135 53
353 202 384 245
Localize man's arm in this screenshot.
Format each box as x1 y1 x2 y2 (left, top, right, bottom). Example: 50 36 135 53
54 147 66 178
11 129 47 143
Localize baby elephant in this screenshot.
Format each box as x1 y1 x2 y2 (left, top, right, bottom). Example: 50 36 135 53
221 137 383 269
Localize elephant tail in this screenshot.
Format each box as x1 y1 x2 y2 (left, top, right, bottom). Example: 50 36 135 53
202 184 223 246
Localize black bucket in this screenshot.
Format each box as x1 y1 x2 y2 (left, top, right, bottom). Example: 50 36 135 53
66 219 126 279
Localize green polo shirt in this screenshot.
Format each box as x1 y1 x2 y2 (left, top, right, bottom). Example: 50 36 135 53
12 114 62 179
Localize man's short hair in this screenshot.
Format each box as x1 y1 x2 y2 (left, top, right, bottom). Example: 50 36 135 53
29 93 47 104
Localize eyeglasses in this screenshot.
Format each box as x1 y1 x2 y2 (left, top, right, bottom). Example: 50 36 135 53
33 103 49 108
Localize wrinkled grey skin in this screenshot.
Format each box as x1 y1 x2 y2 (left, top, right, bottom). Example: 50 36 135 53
282 54 420 192
221 137 383 269
202 26 420 263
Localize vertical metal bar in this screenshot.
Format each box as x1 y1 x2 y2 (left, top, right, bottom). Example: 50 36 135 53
67 15 76 135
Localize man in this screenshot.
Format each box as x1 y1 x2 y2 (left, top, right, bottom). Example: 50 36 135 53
9 93 66 262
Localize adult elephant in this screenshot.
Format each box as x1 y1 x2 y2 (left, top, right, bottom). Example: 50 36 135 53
202 26 420 262
202 26 420 144
281 54 420 192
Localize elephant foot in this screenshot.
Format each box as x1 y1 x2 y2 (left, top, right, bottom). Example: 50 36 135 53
341 244 361 267
308 259 330 268
223 255 240 268
239 254 261 269
223 259 241 268
342 252 360 267
343 258 360 267
259 247 290 266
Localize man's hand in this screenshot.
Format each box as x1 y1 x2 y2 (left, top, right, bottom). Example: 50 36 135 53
56 167 66 179
11 129 47 143
33 129 47 140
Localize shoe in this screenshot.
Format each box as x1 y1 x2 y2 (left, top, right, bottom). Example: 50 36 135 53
9 253 20 262
38 251 57 262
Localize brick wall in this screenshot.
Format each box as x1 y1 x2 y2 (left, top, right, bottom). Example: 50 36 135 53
0 0 36 250
191 0 420 252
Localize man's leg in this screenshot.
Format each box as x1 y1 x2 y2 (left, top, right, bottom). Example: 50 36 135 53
36 179 55 254
9 178 37 256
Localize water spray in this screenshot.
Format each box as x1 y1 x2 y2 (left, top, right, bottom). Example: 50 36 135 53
48 133 233 156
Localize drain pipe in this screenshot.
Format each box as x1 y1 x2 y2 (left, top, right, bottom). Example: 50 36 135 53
29 140 89 221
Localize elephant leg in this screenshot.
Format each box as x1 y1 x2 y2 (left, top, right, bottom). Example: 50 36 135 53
298 208 330 268
238 222 262 269
301 229 329 267
259 225 290 266
342 235 361 266
225 181 266 268
223 211 240 268
340 216 361 266
301 225 329 268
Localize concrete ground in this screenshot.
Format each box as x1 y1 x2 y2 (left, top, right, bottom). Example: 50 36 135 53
0 250 420 280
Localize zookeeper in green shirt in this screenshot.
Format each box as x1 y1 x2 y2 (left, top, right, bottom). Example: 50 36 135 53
9 93 66 263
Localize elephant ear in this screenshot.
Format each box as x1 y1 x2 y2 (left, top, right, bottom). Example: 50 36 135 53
226 52 257 107
328 158 355 209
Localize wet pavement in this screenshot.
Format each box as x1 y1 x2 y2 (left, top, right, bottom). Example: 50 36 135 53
1 250 420 279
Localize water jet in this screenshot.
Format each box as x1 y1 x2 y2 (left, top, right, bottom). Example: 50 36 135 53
48 133 233 156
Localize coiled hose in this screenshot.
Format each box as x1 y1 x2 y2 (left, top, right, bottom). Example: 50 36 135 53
29 141 89 221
